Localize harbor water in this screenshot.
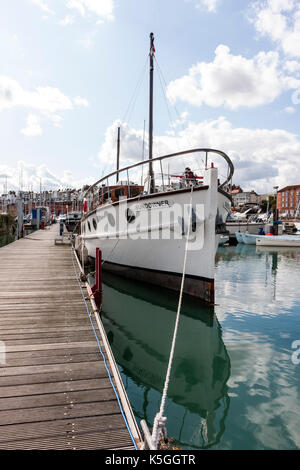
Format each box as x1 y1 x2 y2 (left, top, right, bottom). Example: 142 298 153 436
0 233 15 248
100 244 300 450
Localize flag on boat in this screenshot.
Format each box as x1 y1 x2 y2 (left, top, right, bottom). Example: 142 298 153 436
150 44 155 56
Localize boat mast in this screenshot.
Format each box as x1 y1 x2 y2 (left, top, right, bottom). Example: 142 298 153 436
116 126 120 184
149 32 155 193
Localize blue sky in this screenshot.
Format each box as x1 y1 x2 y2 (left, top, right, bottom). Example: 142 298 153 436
1 0 300 193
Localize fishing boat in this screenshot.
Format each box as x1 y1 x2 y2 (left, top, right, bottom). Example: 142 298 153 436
256 235 300 247
77 33 234 303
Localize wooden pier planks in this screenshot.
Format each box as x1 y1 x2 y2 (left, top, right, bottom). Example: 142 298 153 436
0 226 137 450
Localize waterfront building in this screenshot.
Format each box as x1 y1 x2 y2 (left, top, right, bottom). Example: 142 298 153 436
277 185 300 218
0 188 84 217
232 190 259 208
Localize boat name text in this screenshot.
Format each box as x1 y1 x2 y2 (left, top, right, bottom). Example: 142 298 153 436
134 200 174 211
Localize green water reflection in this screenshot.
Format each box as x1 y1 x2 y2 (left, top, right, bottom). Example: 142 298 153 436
0 233 15 248
101 245 300 450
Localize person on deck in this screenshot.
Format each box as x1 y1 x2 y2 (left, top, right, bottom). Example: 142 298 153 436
170 168 202 188
184 167 197 186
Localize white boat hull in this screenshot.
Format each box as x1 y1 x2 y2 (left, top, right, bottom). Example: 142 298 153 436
235 232 244 244
242 233 259 245
256 235 300 247
227 222 265 236
79 167 230 302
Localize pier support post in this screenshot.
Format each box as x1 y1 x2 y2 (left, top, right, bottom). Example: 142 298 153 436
91 248 102 309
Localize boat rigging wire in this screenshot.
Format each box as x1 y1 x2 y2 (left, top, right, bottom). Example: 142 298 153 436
154 57 205 169
122 55 149 125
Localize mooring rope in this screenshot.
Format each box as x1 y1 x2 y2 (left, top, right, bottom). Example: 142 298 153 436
151 185 194 448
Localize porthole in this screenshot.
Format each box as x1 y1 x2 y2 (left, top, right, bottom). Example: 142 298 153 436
87 221 91 232
92 218 97 230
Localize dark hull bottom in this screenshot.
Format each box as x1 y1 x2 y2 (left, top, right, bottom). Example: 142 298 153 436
101 261 215 304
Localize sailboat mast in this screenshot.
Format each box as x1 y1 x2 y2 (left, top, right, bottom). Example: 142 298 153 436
149 32 155 193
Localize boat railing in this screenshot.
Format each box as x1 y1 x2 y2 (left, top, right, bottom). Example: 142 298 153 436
84 148 234 211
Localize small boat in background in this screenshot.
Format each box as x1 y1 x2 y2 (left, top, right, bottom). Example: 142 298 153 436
256 235 300 247
219 235 229 245
242 233 260 245
65 211 81 232
294 222 300 233
235 232 244 244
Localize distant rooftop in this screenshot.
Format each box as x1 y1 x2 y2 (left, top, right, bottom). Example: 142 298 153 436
278 185 300 192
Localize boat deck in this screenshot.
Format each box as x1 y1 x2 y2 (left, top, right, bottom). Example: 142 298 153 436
0 225 140 450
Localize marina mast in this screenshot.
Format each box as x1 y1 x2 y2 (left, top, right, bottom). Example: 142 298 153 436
149 32 155 193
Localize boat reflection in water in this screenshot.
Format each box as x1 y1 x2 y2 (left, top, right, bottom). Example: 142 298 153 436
100 273 231 449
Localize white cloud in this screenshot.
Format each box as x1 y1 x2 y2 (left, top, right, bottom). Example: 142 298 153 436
0 160 94 192
98 120 146 167
283 106 296 113
21 114 43 137
250 0 300 58
97 117 300 193
0 76 73 113
0 75 89 132
284 60 300 75
79 30 98 48
49 114 64 127
29 0 114 22
196 0 221 13
59 15 76 26
30 0 54 15
73 96 89 107
66 0 114 21
167 45 300 109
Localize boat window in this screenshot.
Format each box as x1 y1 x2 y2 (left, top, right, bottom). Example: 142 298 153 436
131 187 140 197
92 218 97 230
115 188 125 199
103 190 111 201
82 223 85 234
87 221 91 232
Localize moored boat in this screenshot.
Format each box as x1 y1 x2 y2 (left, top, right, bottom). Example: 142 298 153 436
256 235 300 247
242 233 260 245
219 234 229 245
77 34 234 303
235 232 244 244
65 211 81 232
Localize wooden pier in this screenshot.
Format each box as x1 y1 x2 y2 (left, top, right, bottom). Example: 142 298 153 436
0 225 141 450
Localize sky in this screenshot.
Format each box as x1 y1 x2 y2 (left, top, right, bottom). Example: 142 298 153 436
1 0 300 193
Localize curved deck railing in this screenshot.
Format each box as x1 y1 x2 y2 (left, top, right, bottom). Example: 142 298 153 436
83 148 234 213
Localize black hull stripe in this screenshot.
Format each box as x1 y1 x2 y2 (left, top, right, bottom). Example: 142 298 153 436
99 260 214 284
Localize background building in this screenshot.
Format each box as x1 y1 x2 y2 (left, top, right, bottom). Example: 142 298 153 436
277 185 300 218
0 189 83 217
232 190 259 208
